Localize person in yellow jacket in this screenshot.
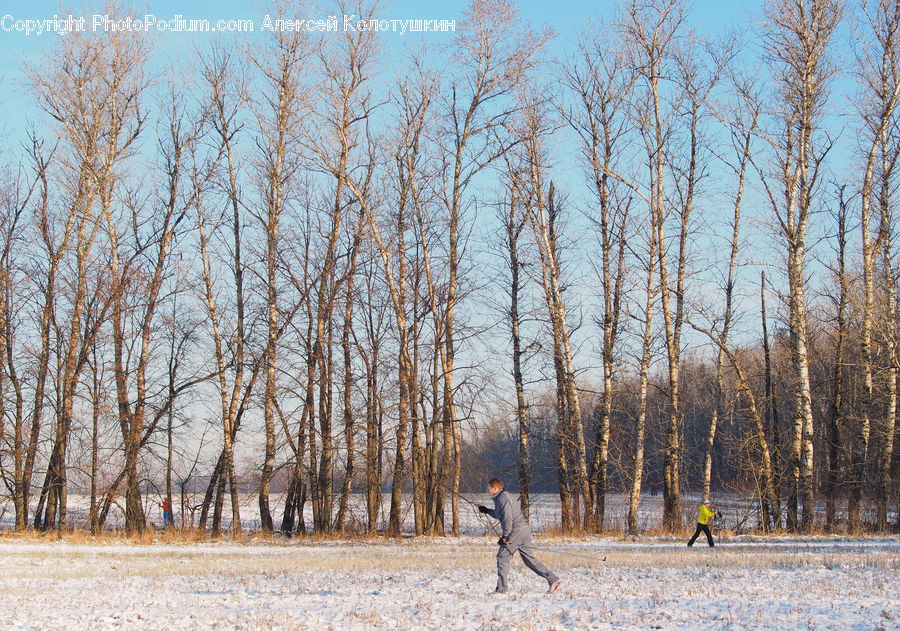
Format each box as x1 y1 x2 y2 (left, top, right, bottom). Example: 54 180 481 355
687 502 718 547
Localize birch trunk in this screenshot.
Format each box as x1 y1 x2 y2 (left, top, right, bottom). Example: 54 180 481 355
627 217 657 535
762 0 841 532
854 0 900 532
760 271 783 528
703 94 755 503
505 193 531 518
825 189 848 532
250 19 316 531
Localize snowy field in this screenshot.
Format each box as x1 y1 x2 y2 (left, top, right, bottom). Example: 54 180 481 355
0 536 897 630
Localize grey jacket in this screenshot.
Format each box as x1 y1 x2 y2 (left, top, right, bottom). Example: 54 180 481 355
485 490 528 538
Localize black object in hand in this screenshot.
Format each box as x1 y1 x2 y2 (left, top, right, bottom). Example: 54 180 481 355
497 536 509 546
478 505 489 514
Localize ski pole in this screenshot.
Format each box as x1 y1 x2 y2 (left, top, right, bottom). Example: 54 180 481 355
544 548 608 563
453 486 500 536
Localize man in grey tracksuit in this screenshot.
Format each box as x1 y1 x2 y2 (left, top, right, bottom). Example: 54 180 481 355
478 477 561 594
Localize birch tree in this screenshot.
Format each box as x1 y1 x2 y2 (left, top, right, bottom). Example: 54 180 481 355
622 0 688 531
30 23 146 531
852 0 900 532
626 195 658 536
500 186 532 518
516 92 592 528
561 27 634 532
760 0 841 532
701 73 758 505
1 145 41 529
249 15 316 532
440 0 550 534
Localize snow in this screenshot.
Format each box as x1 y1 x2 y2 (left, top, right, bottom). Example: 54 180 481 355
0 537 897 630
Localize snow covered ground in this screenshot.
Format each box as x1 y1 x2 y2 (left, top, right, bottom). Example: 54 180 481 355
0 536 897 630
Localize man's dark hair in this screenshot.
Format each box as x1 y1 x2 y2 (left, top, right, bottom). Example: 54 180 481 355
488 478 504 490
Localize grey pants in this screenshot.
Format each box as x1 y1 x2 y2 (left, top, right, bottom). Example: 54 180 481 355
496 530 558 592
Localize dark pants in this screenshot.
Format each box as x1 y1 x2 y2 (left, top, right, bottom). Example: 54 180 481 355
688 522 714 547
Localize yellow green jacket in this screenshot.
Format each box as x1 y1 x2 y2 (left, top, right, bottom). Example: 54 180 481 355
697 504 716 525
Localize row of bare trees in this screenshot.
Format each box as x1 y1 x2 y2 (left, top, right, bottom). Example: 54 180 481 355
0 0 897 537
494 0 897 534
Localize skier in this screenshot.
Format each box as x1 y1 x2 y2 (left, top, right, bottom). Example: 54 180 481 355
687 501 718 547
161 498 174 528
477 477 562 594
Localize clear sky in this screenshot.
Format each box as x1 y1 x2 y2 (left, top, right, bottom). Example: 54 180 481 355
0 0 771 220
0 0 837 359
0 0 762 129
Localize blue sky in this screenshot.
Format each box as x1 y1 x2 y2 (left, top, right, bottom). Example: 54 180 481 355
0 0 838 356
0 1 762 84
0 0 769 187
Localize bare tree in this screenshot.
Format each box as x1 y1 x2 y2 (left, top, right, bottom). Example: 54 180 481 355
702 72 758 505
30 21 147 531
626 200 659 536
759 271 783 528
195 42 258 536
336 210 367 532
876 163 899 531
825 186 850 532
439 0 550 534
527 174 592 531
561 26 634 532
387 62 442 535
109 77 207 534
688 321 778 532
852 0 900 531
0 150 39 529
500 186 532 518
622 0 688 532
759 0 841 532
302 2 379 534
248 10 316 532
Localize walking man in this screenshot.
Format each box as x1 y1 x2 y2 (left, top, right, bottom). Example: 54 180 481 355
687 501 718 547
477 478 561 594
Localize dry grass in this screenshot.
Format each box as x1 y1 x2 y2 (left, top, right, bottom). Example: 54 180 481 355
0 540 495 582
0 528 454 549
0 526 397 546
536 524 600 538
2 530 896 585
550 546 900 570
0 526 244 545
